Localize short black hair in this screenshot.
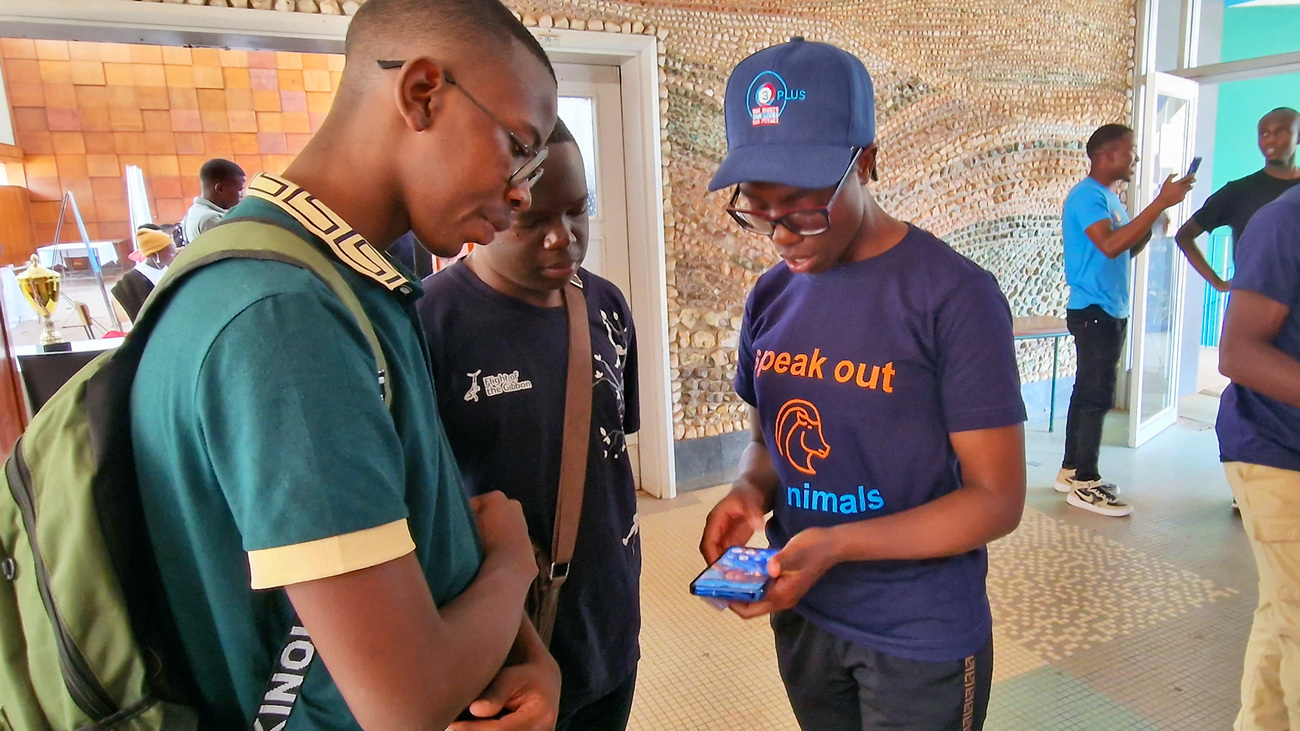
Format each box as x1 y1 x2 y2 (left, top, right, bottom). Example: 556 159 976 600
1262 107 1300 125
346 0 554 81
1087 124 1134 158
199 159 245 186
137 222 163 231
548 118 575 146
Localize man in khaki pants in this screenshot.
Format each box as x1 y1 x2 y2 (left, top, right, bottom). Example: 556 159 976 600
1218 183 1300 730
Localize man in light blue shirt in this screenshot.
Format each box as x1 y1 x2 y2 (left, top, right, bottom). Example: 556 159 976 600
1056 124 1194 517
1064 175 1135 319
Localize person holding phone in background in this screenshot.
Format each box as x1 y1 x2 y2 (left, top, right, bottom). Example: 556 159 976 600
699 38 1027 730
1054 124 1195 516
1176 108 1300 293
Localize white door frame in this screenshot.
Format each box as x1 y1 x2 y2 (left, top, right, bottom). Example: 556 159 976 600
2 0 678 499
540 31 674 498
555 64 643 489
1127 71 1198 447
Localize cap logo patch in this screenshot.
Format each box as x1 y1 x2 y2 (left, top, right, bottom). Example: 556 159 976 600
748 71 805 126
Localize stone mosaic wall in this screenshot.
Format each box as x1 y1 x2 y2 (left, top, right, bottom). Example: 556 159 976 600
123 0 1137 441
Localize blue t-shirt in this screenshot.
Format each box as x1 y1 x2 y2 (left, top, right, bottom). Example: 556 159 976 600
1217 184 1300 472
734 225 1027 663
1063 177 1132 318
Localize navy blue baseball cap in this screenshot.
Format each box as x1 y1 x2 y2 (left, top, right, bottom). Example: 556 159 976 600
709 37 876 192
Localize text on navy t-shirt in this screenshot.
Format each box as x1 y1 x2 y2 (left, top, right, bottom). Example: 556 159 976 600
734 225 1026 663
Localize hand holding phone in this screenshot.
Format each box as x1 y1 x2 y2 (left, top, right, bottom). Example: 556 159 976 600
690 546 777 609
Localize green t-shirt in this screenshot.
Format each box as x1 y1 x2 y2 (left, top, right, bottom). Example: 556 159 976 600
130 175 482 728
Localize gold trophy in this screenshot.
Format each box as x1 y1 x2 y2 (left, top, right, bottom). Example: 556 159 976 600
17 255 71 352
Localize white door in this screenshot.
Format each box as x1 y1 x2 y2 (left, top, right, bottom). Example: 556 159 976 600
556 64 631 297
1128 72 1199 447
555 63 642 489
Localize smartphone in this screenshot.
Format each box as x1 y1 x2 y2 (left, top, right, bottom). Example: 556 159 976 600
690 546 778 607
1187 156 1203 176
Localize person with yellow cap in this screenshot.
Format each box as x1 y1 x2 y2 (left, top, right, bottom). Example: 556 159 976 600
111 224 178 324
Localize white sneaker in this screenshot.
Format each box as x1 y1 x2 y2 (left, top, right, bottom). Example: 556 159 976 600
1067 481 1132 517
1057 470 1121 495
1054 468 1076 493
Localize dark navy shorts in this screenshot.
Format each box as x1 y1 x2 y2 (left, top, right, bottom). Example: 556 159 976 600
772 610 993 731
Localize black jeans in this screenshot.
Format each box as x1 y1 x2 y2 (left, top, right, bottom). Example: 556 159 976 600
555 668 637 731
1063 305 1128 482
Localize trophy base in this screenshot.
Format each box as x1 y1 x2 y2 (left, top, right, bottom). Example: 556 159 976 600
39 341 72 353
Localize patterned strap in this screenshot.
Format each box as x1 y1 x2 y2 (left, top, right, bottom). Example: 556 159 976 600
244 172 407 291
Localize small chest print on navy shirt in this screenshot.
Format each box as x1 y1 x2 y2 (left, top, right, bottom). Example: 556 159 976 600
418 263 643 710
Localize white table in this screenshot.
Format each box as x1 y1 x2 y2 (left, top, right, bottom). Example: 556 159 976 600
1014 316 1070 432
36 241 119 270
13 337 122 359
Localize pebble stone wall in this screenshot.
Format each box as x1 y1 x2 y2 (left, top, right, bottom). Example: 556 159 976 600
121 0 1137 441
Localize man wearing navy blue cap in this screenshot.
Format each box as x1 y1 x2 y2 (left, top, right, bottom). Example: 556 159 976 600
700 37 1027 730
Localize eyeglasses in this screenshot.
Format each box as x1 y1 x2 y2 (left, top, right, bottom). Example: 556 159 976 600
377 60 548 188
725 149 863 237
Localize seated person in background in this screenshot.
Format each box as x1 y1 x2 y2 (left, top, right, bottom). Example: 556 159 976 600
111 224 177 324
181 159 247 244
419 120 642 731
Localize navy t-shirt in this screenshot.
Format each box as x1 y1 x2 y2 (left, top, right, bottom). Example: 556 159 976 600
418 262 641 712
1217 184 1300 472
735 225 1026 663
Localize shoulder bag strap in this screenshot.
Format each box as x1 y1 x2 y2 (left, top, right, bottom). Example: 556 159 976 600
548 278 593 589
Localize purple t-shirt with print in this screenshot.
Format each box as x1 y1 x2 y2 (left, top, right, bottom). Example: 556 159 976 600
735 224 1026 663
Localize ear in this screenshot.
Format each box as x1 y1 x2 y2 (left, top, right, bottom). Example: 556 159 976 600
393 57 449 133
858 144 880 184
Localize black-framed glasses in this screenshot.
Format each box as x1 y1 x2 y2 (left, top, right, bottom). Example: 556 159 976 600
725 149 864 237
377 60 548 188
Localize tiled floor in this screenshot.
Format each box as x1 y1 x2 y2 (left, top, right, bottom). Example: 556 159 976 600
630 406 1254 730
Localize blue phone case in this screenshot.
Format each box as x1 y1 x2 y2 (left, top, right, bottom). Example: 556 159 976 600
690 546 778 603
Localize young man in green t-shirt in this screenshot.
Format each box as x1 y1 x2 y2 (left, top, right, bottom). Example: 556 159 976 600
130 1 562 728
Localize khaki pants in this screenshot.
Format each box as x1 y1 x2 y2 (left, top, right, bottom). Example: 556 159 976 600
1227 462 1300 731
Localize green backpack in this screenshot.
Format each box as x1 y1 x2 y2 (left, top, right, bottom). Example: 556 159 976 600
0 221 390 730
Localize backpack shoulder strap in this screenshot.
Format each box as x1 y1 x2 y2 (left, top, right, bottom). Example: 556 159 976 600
140 220 391 406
